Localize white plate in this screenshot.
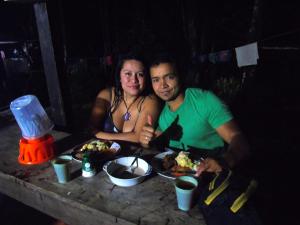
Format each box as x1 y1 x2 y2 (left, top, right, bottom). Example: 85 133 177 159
71 140 121 162
151 149 177 180
152 148 201 179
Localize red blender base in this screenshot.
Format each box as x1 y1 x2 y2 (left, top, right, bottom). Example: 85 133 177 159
19 134 55 165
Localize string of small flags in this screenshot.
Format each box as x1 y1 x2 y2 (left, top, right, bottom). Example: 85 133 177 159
191 42 259 68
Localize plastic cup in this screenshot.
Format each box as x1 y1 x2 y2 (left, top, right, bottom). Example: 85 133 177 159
174 176 198 211
10 95 54 139
51 155 72 184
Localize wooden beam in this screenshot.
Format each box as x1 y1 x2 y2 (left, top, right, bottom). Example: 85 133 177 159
33 2 67 127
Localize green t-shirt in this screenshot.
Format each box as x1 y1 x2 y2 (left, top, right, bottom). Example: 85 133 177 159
157 88 233 150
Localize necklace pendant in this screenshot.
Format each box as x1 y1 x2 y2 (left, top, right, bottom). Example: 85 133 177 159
123 112 131 121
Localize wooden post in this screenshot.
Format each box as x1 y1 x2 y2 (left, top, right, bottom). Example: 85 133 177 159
33 2 67 127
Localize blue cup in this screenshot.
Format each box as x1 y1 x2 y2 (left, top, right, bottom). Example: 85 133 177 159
174 176 198 211
10 95 54 139
51 155 72 184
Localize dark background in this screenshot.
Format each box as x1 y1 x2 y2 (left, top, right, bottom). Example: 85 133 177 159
0 1 300 225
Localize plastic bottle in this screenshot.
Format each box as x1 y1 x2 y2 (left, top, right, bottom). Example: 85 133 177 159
82 152 96 177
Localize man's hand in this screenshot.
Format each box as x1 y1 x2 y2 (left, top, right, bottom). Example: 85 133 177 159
195 158 223 176
139 115 155 147
203 158 223 173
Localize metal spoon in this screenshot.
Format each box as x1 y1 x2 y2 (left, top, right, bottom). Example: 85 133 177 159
127 148 143 174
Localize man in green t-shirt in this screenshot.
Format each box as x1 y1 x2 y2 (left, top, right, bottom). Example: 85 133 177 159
139 54 250 174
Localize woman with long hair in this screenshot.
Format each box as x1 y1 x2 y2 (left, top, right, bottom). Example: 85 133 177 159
89 52 161 143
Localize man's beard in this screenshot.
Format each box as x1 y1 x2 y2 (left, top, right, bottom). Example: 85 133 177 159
165 87 181 102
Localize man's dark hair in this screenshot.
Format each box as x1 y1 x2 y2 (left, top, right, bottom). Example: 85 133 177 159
149 52 177 68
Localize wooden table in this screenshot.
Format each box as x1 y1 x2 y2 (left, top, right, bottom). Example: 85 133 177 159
0 122 206 225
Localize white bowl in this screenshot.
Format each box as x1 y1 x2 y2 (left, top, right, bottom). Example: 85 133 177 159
103 157 152 187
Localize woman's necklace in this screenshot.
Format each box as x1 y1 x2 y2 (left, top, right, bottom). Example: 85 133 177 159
122 97 139 121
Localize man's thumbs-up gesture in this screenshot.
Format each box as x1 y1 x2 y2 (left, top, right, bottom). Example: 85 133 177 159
139 115 158 147
147 114 153 126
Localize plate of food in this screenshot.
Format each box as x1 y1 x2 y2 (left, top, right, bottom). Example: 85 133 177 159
151 149 202 179
71 139 121 162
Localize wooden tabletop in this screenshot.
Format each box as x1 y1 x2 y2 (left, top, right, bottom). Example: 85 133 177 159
0 122 206 225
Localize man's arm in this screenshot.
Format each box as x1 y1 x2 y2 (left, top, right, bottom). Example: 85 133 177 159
216 120 250 168
196 120 250 175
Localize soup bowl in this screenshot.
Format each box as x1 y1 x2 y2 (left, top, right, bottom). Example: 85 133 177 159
103 157 152 187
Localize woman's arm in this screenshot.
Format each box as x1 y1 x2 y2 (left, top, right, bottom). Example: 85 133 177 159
95 94 162 143
89 88 111 135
